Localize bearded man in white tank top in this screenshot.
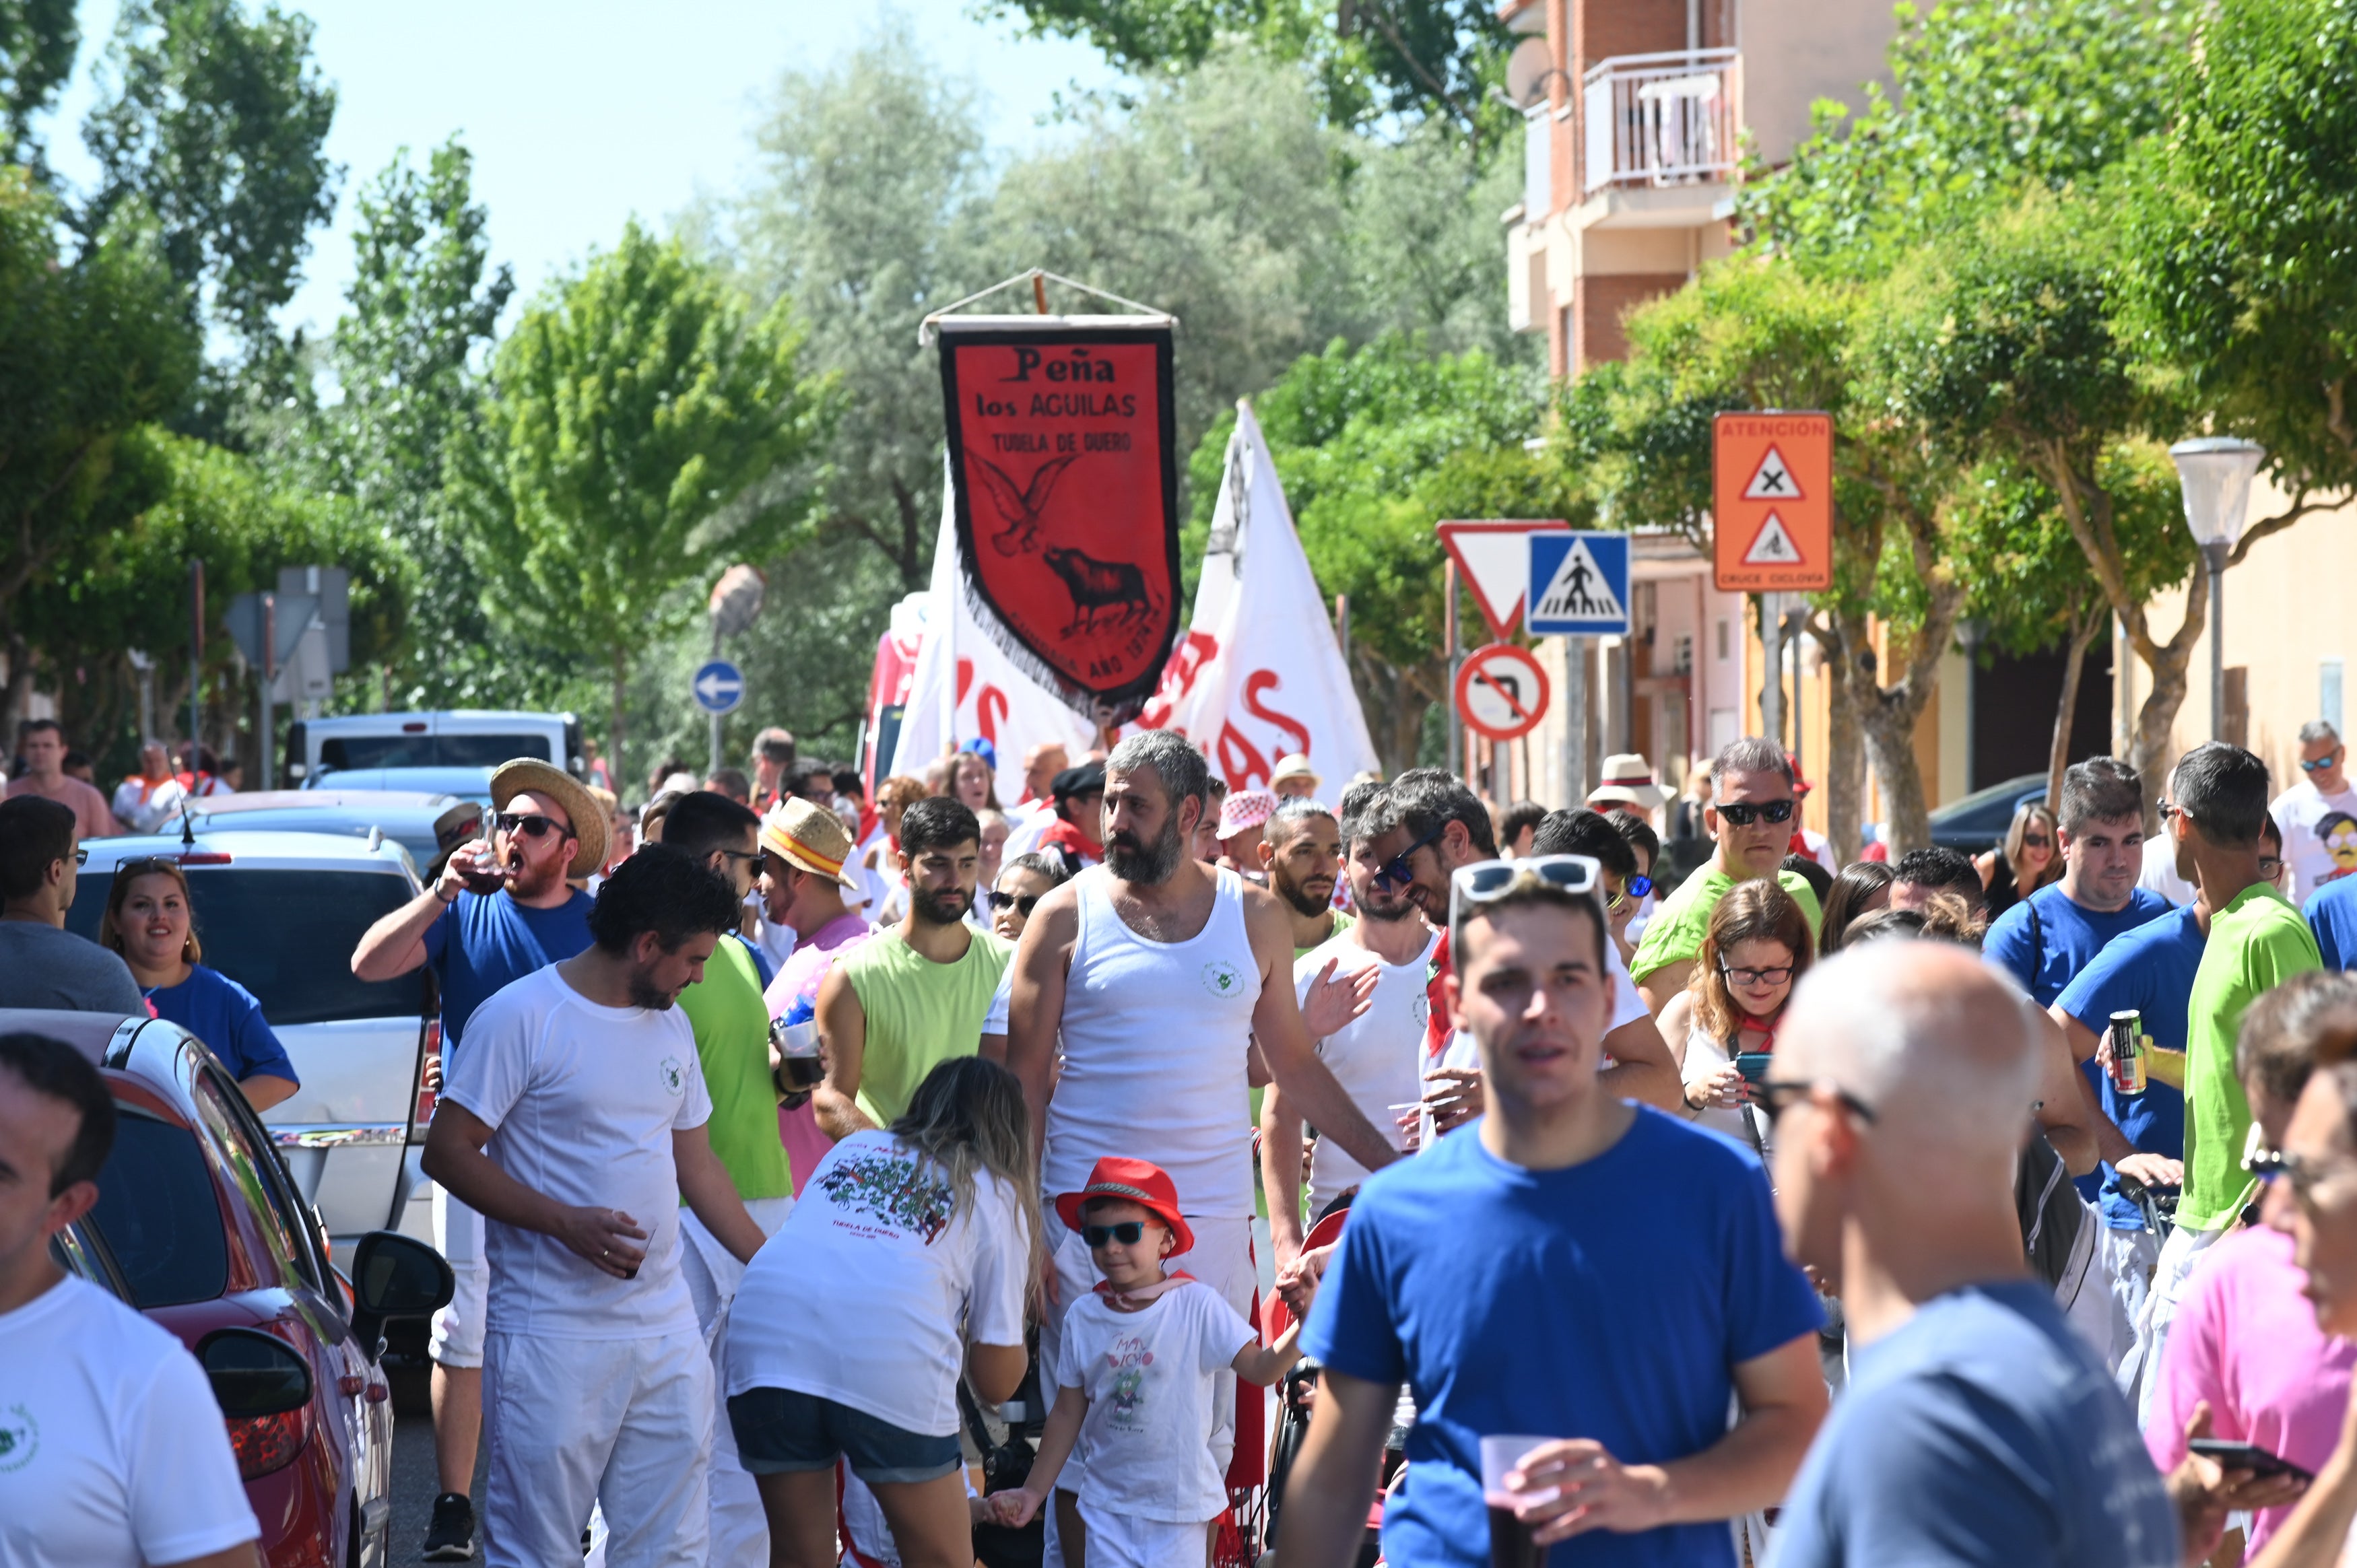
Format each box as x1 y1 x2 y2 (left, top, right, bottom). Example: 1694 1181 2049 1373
1007 730 1402 1568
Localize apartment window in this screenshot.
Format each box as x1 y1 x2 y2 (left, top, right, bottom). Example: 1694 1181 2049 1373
1715 617 1729 662
2325 658 2346 737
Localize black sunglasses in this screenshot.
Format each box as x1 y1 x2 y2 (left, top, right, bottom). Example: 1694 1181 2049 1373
1081 1221 1146 1248
986 889 1042 918
1372 825 1447 891
495 811 572 840
74 846 90 866
1713 798 1795 827
1754 1078 1878 1123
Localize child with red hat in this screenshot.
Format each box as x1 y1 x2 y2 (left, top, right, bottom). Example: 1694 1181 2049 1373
983 1156 1302 1567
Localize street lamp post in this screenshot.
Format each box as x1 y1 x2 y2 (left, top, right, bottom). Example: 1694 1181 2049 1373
2168 438 2265 743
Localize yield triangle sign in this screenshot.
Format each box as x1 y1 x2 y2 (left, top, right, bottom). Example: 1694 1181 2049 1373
1743 512 1805 566
1742 444 1803 502
1532 535 1625 623
1437 520 1568 638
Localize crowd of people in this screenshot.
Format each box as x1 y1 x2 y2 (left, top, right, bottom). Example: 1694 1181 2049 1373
21 704 2357 1567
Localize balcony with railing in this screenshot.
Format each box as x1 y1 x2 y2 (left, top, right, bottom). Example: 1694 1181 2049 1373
1581 48 1739 201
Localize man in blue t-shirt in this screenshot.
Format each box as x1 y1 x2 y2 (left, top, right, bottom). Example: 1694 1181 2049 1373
2310 871 2357 969
1985 757 2170 1007
1283 860 1826 1568
349 757 605 1565
1767 941 2180 1568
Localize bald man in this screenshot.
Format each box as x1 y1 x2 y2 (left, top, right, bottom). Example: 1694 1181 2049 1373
1764 944 2180 1567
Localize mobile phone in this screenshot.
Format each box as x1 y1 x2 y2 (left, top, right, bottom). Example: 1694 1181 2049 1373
2189 1438 2313 1482
1733 1053 1773 1085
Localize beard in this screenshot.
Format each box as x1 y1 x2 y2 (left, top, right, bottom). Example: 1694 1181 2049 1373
910 883 972 926
1274 874 1333 919
1107 817 1185 885
1357 887 1419 923
626 969 676 1011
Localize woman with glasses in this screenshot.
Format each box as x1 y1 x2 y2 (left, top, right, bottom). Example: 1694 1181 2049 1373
1978 800 2063 920
98 856 300 1112
1657 879 1812 1151
724 1057 1036 1568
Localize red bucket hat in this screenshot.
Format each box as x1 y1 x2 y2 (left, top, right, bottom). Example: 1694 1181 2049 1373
1054 1157 1196 1258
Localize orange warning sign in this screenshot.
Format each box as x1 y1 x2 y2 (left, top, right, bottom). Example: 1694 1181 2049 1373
1714 412 1832 592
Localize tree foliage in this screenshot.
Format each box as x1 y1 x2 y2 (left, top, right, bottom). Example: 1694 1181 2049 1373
0 0 75 170
448 223 834 786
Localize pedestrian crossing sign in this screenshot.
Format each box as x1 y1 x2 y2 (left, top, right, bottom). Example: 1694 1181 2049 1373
1714 412 1832 591
1527 531 1630 637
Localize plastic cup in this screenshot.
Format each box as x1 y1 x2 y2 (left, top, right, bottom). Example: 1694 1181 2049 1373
1480 1435 1558 1568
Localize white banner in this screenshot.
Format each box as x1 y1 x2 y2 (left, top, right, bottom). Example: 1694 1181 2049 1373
888 473 1099 805
1139 401 1379 795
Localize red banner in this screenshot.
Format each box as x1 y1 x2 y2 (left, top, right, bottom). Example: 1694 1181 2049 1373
938 325 1182 725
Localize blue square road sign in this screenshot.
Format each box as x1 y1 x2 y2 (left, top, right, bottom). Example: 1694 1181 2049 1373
1527 532 1630 637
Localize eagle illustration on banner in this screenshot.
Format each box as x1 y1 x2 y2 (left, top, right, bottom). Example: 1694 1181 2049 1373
937 325 1183 726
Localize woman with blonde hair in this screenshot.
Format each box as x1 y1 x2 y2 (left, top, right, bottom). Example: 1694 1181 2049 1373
725 1056 1037 1568
1656 878 1814 1152
99 856 300 1111
1979 800 2062 920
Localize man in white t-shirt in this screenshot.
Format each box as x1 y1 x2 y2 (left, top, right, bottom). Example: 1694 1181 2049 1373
2271 720 2357 906
425 845 772 1568
1261 805 1437 1275
0 1032 261 1568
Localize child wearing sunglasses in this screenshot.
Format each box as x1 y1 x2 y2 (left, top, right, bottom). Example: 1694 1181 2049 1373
984 1157 1301 1567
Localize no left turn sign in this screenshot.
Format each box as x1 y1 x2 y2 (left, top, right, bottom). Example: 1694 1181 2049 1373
1455 643 1550 743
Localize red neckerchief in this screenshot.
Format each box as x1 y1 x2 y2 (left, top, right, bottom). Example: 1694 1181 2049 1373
1094 1269 1195 1311
1424 939 1453 1060
1040 816 1104 861
1735 1005 1785 1055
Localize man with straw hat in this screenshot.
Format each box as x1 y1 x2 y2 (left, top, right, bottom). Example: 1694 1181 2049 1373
352 755 607 1564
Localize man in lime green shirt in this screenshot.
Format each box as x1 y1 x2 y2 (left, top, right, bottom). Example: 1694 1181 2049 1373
653 790 798 1564
2142 743 2321 1420
816 795 1012 1136
1631 737 1824 1013
1261 798 1357 958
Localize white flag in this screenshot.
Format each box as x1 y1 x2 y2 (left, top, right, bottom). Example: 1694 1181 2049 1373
890 469 1098 805
1138 401 1379 794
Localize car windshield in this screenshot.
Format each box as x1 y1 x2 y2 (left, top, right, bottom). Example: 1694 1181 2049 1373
70 868 427 1025
320 732 547 770
1932 774 2045 831
87 1109 228 1307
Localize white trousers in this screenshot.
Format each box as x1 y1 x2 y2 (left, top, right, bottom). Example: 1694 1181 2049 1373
429 1184 488 1369
1039 1212 1254 1568
2098 1224 2161 1377
1077 1502 1213 1568
482 1328 712 1568
2128 1221 2228 1427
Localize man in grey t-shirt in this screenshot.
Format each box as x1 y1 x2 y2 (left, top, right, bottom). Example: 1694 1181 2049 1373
0 794 143 1013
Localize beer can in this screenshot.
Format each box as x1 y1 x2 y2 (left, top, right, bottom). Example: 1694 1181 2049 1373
2106 1010 2148 1095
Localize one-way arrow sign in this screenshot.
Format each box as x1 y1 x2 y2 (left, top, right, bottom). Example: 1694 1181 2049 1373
692 659 745 716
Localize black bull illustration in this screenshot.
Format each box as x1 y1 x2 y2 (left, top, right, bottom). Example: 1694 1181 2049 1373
1042 546 1153 634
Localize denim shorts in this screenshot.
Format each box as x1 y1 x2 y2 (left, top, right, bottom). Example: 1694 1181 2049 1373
726 1387 963 1485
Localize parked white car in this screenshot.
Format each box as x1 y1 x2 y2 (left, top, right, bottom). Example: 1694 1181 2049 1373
68 829 436 1263
287 708 585 783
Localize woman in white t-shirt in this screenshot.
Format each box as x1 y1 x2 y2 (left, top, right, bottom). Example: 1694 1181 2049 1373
725 1056 1037 1568
1656 878 1814 1157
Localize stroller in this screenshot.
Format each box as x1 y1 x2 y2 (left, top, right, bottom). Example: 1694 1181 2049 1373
1257 1202 1392 1568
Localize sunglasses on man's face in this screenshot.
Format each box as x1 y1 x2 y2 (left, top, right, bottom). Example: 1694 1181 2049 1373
986 889 1042 918
1603 873 1655 913
495 811 570 840
1082 1221 1147 1248
1371 824 1446 891
2303 752 2343 774
1713 798 1795 828
1754 1079 1878 1124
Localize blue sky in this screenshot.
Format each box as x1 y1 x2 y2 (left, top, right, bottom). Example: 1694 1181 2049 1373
40 1 1125 339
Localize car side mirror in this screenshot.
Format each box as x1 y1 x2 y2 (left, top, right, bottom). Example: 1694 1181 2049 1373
199 1328 313 1419
350 1230 455 1363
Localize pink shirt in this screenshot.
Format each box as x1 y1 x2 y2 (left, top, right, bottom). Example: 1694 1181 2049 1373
7 774 121 840
2146 1225 2356 1557
762 911 874 1196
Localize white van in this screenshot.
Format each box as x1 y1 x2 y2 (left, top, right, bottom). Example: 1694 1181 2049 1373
288 709 585 784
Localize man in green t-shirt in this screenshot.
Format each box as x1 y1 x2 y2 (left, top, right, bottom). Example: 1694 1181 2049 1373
816 794 1012 1136
653 789 797 1565
1261 796 1356 958
1630 736 1824 1013
2142 743 2321 1418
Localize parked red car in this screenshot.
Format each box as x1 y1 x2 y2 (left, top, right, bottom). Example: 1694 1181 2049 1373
20 1008 451 1568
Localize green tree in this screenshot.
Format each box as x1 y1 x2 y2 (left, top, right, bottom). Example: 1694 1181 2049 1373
726 36 991 590
1191 332 1562 772
0 0 76 170
297 138 515 706
447 223 833 786
0 167 199 720
983 0 1511 135
81 0 339 424
2121 0 2357 506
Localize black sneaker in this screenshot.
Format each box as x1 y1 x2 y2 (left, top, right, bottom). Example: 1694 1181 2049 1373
424 1492 476 1561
